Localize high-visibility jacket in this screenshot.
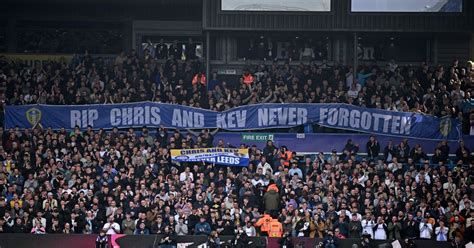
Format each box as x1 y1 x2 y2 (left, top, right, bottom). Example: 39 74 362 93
268 219 283 237
192 74 206 85
267 183 279 193
242 74 254 85
279 150 293 166
255 214 273 233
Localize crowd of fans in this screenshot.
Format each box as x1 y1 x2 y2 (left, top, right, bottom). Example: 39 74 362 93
0 50 472 133
0 50 473 248
0 124 472 243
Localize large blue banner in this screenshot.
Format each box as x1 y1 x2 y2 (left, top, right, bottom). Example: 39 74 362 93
4 102 461 140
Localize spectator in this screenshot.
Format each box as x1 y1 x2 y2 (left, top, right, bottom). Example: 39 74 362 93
263 185 280 216
175 216 188 236
207 231 221 248
435 219 449 241
464 219 474 243
257 156 273 175
103 216 120 235
366 136 380 161
383 140 397 163
12 218 27 233
95 230 108 248
192 72 206 86
323 230 340 248
278 231 293 248
159 226 177 248
134 222 150 235
31 221 45 234
242 71 255 85
122 212 136 235
361 213 375 239
195 216 211 236
348 214 362 239
387 216 402 240
419 218 433 239
243 221 256 237
373 216 388 240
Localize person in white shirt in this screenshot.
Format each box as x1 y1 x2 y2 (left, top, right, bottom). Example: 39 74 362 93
347 208 362 222
419 219 433 239
373 217 388 240
347 81 361 98
387 157 402 173
243 221 256 237
361 214 375 238
251 173 265 187
435 220 449 241
179 167 194 182
415 170 431 185
103 216 121 234
257 157 273 175
175 217 188 236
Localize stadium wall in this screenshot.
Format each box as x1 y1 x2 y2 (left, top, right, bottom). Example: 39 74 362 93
0 234 454 248
204 0 474 32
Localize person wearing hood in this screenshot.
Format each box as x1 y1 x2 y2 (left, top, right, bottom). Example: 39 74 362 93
264 183 280 217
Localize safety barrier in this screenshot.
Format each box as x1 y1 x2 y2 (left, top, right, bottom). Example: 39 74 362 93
0 234 453 248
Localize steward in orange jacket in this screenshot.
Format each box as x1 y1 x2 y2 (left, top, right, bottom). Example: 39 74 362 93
255 213 273 235
279 146 293 167
268 219 283 237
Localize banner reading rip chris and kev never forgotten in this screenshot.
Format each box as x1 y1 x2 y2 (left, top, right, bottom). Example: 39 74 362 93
5 102 460 140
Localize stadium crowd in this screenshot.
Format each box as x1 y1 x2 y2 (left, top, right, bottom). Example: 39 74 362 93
0 50 473 247
0 126 472 243
0 50 472 129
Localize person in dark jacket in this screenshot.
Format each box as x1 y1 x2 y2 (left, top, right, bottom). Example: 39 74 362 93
278 231 293 248
349 214 362 238
403 214 419 239
263 184 280 217
134 222 150 235
366 136 380 161
195 216 211 235
95 230 108 248
208 231 221 248
397 142 409 163
159 226 177 248
388 216 402 240
232 226 250 248
464 219 474 243
220 220 235 236
383 140 397 162
402 238 417 248
323 230 340 248
11 218 27 233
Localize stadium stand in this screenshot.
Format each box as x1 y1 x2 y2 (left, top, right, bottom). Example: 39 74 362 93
0 50 472 245
0 0 473 248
